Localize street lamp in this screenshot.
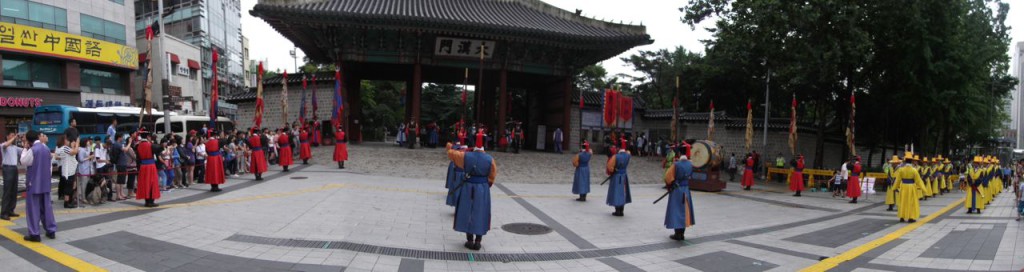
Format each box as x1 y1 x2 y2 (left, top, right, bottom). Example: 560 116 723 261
290 48 298 73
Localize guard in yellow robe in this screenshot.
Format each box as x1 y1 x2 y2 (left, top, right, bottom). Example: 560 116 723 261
934 156 943 193
943 158 954 194
885 155 901 211
928 158 941 196
896 152 928 222
966 156 985 213
914 156 932 199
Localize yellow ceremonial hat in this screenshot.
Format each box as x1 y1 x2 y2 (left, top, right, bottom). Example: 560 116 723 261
944 158 950 163
889 155 902 164
903 151 914 160
973 156 983 163
913 155 920 161
936 155 944 160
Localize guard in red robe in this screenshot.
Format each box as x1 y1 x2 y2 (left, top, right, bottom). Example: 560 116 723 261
204 131 225 192
741 154 755 190
847 156 863 203
278 128 294 171
134 130 160 207
249 130 268 180
790 155 805 196
334 127 348 169
299 128 312 164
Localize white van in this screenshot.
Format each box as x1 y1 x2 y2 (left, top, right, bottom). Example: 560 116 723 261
154 115 234 138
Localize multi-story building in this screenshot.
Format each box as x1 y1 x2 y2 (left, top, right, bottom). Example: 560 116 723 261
242 35 250 89
1014 41 1024 148
134 34 201 114
134 0 243 115
0 0 138 135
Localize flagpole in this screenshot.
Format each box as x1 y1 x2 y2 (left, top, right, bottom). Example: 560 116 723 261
476 44 485 127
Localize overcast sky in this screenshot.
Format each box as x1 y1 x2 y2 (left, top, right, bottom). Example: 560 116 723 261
242 0 1024 81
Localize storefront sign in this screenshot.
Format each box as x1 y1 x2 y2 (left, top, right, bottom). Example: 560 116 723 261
0 96 43 108
0 22 138 69
83 100 125 108
435 37 495 59
177 65 190 76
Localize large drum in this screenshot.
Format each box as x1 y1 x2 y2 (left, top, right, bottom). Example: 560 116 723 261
689 140 723 169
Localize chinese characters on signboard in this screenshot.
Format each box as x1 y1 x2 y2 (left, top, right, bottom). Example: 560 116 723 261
0 22 138 69
435 37 495 59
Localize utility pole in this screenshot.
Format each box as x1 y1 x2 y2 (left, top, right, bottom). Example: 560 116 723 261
763 68 770 153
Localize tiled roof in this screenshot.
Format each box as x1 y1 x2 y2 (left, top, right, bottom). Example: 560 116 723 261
252 0 651 44
643 109 817 131
570 91 645 109
225 71 337 102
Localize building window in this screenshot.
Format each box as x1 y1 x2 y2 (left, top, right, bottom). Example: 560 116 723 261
109 0 124 5
81 14 125 45
2 55 62 88
80 66 125 95
0 0 68 32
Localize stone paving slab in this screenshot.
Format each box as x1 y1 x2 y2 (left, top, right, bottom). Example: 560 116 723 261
0 156 1022 271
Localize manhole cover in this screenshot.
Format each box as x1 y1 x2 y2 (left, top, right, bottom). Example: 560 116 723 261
290 176 308 180
501 223 552 235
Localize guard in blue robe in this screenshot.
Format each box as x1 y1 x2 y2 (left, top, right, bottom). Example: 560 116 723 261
447 141 497 251
445 144 465 207
663 155 695 241
572 142 592 201
606 141 632 216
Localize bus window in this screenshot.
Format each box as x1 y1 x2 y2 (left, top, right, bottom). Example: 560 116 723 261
186 121 207 133
155 122 184 134
33 112 63 125
70 112 101 134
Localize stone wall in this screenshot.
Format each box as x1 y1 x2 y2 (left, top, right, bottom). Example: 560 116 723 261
568 109 887 169
233 85 336 131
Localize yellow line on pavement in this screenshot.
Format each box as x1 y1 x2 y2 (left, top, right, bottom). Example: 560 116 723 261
800 198 963 272
14 184 347 216
0 220 106 272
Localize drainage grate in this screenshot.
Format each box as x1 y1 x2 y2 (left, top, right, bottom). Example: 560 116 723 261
290 176 308 180
501 223 553 235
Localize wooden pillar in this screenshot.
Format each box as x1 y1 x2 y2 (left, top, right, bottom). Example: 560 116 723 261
338 61 349 134
562 76 571 151
497 69 508 147
348 74 362 143
410 61 422 148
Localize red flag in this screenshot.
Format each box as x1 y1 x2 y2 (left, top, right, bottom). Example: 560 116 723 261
847 92 856 155
146 25 154 40
603 90 617 127
789 94 798 154
747 100 751 111
577 90 585 109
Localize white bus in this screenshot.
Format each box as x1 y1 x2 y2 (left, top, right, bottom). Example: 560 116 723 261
154 115 234 138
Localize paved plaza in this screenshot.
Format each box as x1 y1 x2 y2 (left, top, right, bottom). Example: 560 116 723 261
0 146 1022 271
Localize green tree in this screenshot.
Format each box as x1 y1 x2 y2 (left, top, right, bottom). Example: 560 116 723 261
680 0 1016 166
